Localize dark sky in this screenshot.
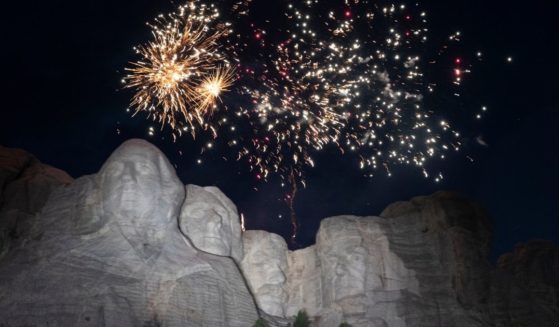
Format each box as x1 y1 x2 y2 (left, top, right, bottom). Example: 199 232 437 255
1 0 558 260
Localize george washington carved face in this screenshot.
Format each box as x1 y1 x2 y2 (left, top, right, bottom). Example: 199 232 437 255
99 139 184 257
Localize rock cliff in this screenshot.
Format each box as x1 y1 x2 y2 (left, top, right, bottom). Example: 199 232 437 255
0 145 73 258
0 140 259 326
0 140 557 327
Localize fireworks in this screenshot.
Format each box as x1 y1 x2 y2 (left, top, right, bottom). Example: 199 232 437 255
123 2 235 136
123 0 487 241
230 1 474 183
124 0 482 184
197 66 236 117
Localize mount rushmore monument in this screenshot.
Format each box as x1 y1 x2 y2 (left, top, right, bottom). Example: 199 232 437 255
0 139 557 326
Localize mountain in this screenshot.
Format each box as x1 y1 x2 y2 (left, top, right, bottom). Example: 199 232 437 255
0 139 557 327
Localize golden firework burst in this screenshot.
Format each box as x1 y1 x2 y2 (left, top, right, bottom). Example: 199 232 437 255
196 66 236 118
123 3 235 135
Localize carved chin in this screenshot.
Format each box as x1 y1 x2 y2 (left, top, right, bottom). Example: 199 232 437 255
197 237 230 256
259 299 285 317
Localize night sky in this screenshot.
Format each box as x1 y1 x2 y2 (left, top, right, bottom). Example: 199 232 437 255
1 0 558 260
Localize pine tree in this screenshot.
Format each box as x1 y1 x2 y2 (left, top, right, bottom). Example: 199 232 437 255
252 318 270 327
293 310 310 327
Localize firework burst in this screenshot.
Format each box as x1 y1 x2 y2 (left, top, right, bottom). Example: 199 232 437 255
196 66 236 117
229 0 478 184
123 2 235 136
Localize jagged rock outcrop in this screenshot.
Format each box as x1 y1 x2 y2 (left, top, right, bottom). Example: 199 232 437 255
0 140 258 326
487 240 559 326
0 145 72 257
0 140 557 327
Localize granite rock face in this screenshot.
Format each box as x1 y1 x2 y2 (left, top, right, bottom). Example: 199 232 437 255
240 193 559 327
0 140 258 326
487 240 559 326
255 193 493 326
241 230 289 317
0 145 72 258
180 184 243 262
1 140 558 327
286 245 322 317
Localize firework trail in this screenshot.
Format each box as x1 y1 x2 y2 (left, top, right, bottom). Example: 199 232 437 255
285 171 299 245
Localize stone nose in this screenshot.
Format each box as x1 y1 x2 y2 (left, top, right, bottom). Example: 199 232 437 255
207 210 224 231
335 262 346 276
269 267 286 284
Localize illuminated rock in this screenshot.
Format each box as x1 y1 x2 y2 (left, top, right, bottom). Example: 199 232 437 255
0 139 258 326
250 192 556 327
241 230 289 317
1 140 557 327
179 184 243 262
314 215 420 327
286 244 322 317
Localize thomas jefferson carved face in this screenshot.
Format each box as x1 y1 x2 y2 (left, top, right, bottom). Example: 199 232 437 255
179 185 242 261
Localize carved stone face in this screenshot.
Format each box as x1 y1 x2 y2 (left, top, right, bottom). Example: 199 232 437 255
241 231 288 317
180 185 242 261
99 139 184 254
322 238 367 302
317 217 368 304
332 243 367 300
